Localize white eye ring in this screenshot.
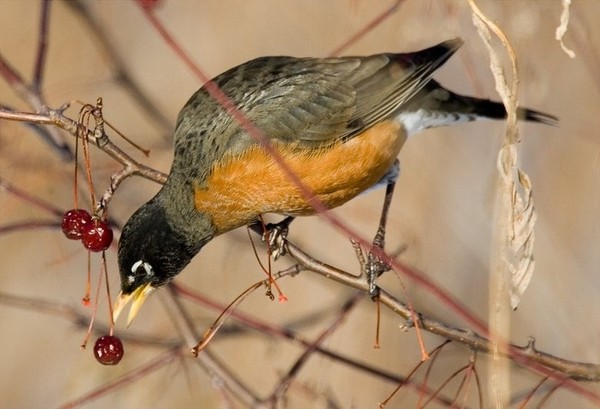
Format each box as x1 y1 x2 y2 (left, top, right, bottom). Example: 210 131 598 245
131 260 143 273
131 260 154 277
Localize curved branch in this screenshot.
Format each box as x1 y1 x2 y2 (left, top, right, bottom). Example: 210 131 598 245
0 107 167 186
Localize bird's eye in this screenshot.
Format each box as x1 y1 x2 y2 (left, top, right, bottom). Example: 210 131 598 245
131 259 154 277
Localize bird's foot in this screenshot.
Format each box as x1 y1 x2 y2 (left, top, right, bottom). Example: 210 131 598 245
366 249 391 299
262 216 294 260
365 166 397 299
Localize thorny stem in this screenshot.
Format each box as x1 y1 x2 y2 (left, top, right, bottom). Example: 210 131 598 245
246 226 600 390
284 239 600 390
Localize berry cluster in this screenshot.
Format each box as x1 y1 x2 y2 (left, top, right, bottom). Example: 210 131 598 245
61 209 113 252
64 100 124 365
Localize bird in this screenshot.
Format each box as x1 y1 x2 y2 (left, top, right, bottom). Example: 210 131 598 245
113 37 556 325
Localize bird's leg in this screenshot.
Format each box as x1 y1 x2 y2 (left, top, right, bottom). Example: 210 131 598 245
264 216 295 260
366 160 399 299
249 216 295 260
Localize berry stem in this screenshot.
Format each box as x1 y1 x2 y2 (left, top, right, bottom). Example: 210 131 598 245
82 251 91 306
102 251 115 336
80 255 104 349
77 104 97 212
81 126 96 209
73 125 79 209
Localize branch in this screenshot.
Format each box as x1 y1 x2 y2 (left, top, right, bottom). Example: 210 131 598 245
0 54 72 160
284 239 600 386
0 106 167 187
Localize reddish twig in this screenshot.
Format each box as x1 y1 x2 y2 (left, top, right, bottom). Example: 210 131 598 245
56 348 180 409
64 0 173 135
32 0 52 91
328 0 404 57
267 292 363 403
0 177 64 217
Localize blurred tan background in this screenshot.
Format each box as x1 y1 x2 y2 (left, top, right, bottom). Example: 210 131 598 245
1 1 599 408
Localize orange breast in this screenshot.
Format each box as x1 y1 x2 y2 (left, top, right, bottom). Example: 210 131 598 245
194 120 407 234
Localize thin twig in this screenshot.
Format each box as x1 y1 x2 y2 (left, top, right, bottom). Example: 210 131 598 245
32 0 52 91
0 53 72 160
267 292 363 404
173 282 407 384
56 348 180 409
0 220 60 234
327 0 404 57
0 177 64 217
0 292 178 348
64 0 174 135
161 286 263 407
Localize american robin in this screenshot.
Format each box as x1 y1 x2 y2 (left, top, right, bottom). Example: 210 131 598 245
114 38 556 324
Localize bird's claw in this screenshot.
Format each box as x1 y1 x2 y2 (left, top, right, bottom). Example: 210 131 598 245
262 218 292 260
366 252 390 299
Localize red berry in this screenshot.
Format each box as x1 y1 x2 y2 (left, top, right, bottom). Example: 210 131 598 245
93 335 124 365
61 209 92 240
81 219 113 252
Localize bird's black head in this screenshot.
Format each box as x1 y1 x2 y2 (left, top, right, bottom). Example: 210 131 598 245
118 200 195 292
114 198 206 324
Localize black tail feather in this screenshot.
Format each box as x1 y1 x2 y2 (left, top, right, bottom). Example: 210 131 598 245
452 92 558 127
520 108 558 126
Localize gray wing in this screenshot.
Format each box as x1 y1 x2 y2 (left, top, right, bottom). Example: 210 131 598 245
236 38 463 147
172 39 462 177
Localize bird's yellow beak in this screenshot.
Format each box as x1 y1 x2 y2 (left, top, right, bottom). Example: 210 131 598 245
112 283 155 327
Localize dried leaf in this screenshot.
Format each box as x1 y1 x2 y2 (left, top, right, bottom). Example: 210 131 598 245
507 169 537 309
556 0 576 59
470 1 538 310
